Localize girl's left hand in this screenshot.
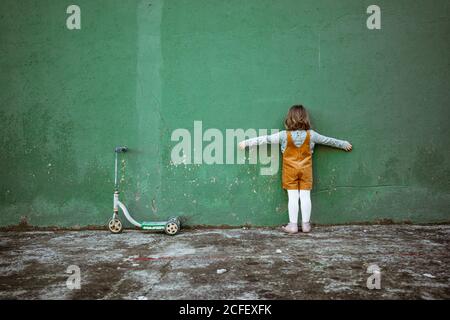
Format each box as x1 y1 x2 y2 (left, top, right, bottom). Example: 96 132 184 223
238 141 246 150
344 142 353 151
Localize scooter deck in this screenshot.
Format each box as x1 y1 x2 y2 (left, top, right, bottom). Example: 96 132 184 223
141 221 167 230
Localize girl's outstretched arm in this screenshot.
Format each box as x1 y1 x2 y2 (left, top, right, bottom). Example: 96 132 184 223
311 130 352 151
238 131 282 150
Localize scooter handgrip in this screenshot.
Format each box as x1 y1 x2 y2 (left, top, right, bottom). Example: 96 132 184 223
115 146 128 153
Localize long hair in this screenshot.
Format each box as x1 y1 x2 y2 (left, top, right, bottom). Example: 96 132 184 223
284 105 311 130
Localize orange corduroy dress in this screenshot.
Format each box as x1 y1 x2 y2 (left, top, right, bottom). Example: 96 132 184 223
282 130 313 190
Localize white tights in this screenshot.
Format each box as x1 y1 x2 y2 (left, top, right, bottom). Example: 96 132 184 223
287 190 311 224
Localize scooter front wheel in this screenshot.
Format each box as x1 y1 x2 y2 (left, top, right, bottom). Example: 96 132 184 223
108 218 123 234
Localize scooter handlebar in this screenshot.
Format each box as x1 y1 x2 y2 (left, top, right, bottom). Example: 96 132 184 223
115 146 128 153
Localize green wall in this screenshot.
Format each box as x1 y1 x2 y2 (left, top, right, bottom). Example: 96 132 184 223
1 0 449 227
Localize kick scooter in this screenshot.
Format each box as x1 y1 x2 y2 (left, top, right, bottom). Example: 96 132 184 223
108 146 181 235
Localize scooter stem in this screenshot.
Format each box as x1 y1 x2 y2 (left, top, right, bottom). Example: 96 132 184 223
113 146 128 190
114 151 119 190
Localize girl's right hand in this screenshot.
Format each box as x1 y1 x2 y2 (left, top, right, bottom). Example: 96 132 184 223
344 142 353 151
238 141 246 150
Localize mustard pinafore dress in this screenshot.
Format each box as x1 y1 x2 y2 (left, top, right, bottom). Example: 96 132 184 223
282 130 313 190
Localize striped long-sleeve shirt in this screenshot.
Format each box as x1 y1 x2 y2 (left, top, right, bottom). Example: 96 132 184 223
242 129 351 153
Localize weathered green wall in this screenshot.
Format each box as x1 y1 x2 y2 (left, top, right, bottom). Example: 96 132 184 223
1 0 449 227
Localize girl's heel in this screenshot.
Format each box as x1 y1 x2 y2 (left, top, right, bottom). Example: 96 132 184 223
281 223 298 234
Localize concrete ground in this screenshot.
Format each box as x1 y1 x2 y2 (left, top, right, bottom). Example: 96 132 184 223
0 225 449 300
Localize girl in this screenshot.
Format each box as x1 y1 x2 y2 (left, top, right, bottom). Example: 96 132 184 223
239 105 352 234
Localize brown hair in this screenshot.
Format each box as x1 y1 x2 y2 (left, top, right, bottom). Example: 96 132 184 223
284 105 311 130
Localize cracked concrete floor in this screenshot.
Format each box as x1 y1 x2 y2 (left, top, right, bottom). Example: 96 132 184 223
0 225 449 300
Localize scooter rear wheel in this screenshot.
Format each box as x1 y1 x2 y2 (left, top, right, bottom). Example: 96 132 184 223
108 218 123 234
165 221 179 235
